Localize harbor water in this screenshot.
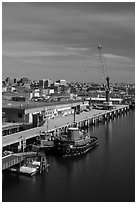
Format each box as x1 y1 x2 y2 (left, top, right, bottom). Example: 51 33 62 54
2 110 135 202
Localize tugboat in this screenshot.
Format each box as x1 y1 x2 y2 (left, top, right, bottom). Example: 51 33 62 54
54 126 98 157
54 107 98 157
34 131 55 153
31 119 55 154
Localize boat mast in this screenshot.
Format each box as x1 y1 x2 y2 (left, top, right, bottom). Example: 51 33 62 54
74 107 76 123
47 118 49 133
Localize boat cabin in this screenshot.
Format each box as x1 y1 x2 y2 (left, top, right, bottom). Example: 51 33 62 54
67 127 83 141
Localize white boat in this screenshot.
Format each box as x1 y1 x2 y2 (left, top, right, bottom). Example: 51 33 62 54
8 156 49 176
19 166 38 176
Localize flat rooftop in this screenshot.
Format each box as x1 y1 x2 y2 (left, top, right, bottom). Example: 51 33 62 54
91 97 123 101
2 99 81 110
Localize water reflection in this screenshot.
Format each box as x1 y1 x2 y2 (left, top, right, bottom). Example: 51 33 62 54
105 121 113 143
2 110 135 202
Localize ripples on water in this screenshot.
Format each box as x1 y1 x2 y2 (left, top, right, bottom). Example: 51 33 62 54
2 110 135 202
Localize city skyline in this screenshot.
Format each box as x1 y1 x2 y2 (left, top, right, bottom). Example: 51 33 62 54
2 2 135 83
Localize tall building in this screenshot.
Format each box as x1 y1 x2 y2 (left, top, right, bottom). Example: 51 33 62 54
5 77 14 85
14 78 17 84
39 79 52 89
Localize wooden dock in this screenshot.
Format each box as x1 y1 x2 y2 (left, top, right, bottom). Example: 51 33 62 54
2 104 130 150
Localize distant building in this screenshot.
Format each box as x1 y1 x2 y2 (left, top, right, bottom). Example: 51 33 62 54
39 79 52 89
39 79 45 89
60 85 71 94
5 77 14 85
20 77 31 85
48 88 54 95
41 89 49 97
52 86 59 95
24 84 30 89
12 96 26 102
90 97 123 104
56 79 67 86
14 78 17 84
2 86 8 93
54 82 60 87
3 86 16 93
32 89 40 98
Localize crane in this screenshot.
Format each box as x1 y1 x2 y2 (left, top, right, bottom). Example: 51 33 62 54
98 43 112 109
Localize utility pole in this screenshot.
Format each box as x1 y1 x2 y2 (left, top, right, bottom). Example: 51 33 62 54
47 118 49 133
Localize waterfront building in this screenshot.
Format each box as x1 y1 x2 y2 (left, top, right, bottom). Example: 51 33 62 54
2 101 45 124
90 97 123 104
2 99 80 126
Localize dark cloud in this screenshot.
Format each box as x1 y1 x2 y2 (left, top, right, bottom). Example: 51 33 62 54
2 2 135 83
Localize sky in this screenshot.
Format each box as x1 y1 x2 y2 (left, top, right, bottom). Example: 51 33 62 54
2 2 135 83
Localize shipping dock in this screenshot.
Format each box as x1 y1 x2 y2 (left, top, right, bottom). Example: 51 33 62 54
2 104 130 170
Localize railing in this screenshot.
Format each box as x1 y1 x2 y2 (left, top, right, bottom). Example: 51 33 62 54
14 151 37 156
2 151 38 170
2 155 24 170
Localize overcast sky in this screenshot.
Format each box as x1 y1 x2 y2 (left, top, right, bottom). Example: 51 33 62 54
2 2 135 83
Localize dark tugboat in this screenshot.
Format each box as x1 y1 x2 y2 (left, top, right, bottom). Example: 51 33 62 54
54 126 98 157
54 107 98 157
31 119 55 154
32 109 98 157
33 131 55 154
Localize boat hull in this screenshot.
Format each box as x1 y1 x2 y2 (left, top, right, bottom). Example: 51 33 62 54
54 137 98 157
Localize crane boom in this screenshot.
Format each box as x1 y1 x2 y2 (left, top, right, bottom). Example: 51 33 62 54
98 43 110 103
98 43 106 84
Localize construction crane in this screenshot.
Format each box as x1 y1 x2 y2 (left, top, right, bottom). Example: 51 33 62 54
98 43 112 109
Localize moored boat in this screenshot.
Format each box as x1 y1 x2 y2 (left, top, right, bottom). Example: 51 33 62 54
54 126 98 157
32 131 55 154
8 160 41 176
8 154 49 176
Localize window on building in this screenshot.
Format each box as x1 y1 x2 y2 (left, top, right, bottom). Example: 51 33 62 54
18 113 22 118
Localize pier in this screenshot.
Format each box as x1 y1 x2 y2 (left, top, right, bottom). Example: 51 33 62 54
2 151 38 170
2 104 130 152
